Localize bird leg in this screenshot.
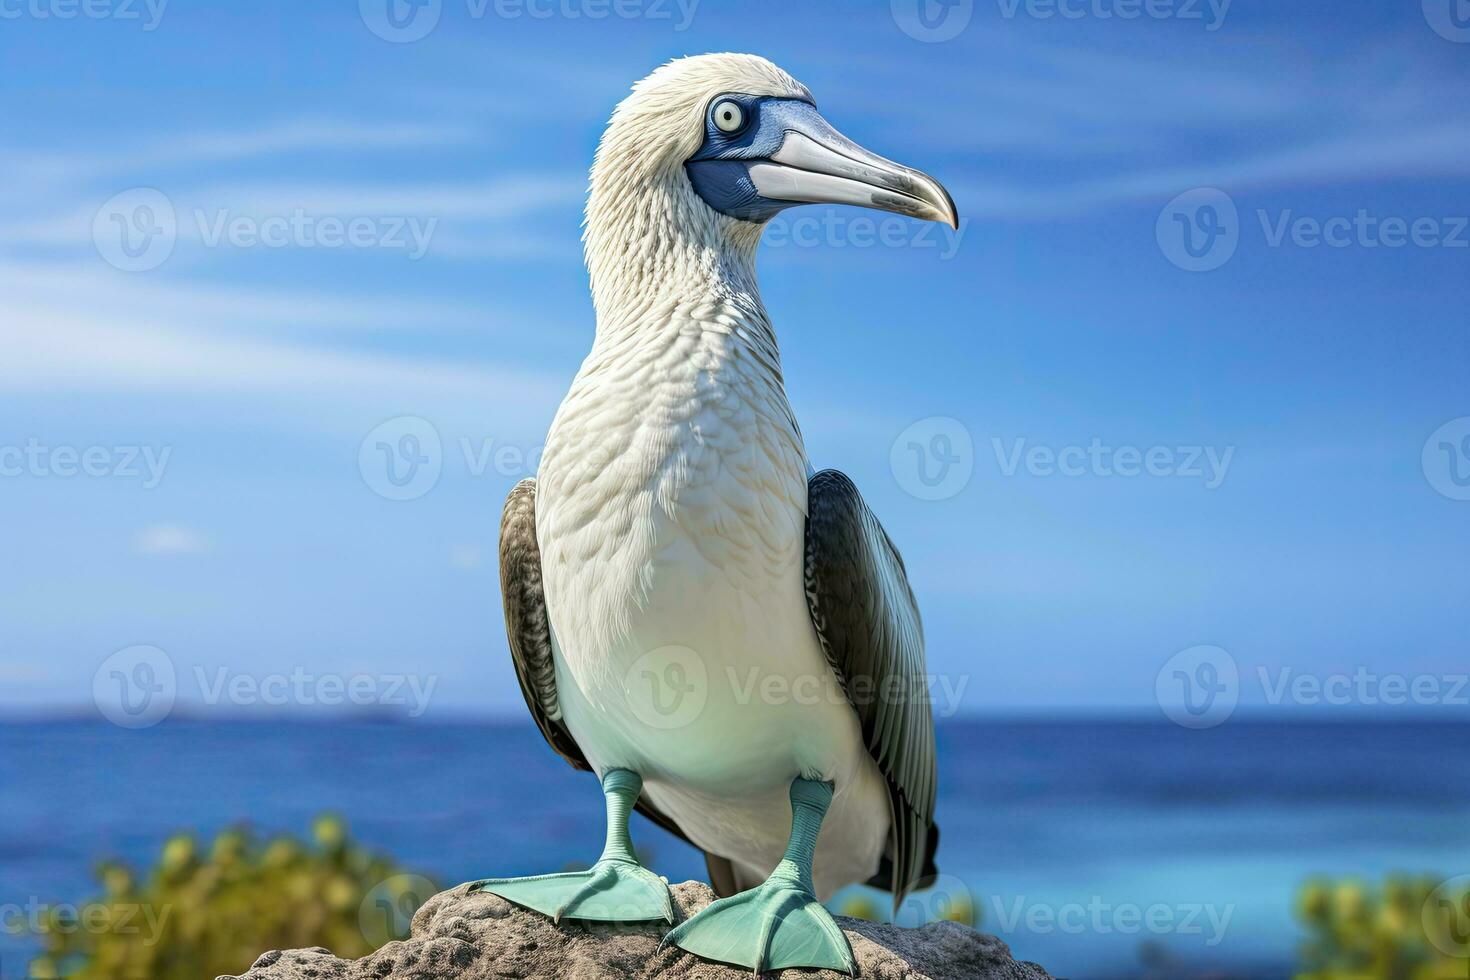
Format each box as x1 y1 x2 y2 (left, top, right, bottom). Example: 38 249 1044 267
469 768 674 924
661 778 856 975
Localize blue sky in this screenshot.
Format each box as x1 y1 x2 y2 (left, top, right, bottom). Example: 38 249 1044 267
1 0 1468 720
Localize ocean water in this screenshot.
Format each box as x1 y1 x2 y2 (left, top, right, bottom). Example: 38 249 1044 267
2 719 1467 979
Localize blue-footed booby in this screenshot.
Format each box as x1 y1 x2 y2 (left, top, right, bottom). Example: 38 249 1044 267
472 53 955 975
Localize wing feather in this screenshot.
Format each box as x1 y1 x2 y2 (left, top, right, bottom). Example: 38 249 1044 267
804 469 939 907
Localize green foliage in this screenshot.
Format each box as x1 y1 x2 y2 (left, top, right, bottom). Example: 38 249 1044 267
1294 874 1470 980
833 887 978 928
837 894 883 921
24 816 436 980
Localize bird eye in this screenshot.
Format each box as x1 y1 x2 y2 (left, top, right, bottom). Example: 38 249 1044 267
712 100 746 134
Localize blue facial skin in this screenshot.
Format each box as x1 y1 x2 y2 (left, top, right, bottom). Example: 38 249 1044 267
685 95 834 223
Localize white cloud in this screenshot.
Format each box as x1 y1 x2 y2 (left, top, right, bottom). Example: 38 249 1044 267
0 260 569 439
0 118 480 190
135 524 212 557
450 545 484 570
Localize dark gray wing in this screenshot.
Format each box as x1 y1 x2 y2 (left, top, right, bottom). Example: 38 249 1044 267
804 469 939 907
500 478 588 771
499 478 709 852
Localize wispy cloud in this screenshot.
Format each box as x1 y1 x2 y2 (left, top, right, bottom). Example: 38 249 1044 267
852 31 1470 217
0 118 481 190
0 262 517 333
0 261 569 437
135 524 212 557
1 174 583 262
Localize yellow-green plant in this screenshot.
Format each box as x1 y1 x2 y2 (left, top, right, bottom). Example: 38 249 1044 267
835 887 978 928
1295 874 1469 980
23 816 436 980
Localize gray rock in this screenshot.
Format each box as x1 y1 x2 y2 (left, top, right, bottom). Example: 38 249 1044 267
220 881 1054 980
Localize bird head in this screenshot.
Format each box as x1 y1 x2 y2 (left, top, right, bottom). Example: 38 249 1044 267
585 54 957 316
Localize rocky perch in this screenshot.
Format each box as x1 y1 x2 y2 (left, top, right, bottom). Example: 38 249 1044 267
221 881 1054 980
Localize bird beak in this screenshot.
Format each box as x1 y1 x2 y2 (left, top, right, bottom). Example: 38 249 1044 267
746 111 958 229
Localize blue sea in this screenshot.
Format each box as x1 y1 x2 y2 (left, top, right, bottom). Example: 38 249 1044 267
2 720 1467 979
